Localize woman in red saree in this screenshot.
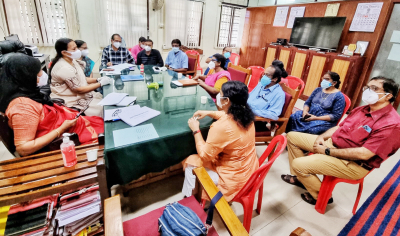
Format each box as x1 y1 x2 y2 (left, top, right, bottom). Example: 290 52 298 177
0 54 103 156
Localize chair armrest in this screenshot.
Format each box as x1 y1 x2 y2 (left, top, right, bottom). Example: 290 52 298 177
193 167 249 236
255 116 289 122
104 195 124 236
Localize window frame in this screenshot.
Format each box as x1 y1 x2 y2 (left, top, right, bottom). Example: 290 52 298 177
216 4 242 48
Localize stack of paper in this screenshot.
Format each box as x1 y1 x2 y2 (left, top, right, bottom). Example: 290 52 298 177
116 96 137 106
118 106 161 127
98 92 128 106
100 63 134 75
104 105 141 121
113 124 159 147
55 185 101 227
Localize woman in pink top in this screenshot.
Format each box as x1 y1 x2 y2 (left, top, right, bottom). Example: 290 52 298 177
129 37 146 62
193 54 231 101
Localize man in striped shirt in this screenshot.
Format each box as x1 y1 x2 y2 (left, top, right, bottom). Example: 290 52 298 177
101 34 134 68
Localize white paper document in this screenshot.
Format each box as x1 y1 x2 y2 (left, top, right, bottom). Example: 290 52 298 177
108 63 133 71
113 124 159 147
172 80 183 87
273 6 289 27
287 7 305 28
98 92 128 106
116 96 137 106
118 106 160 127
104 105 141 121
56 200 101 226
349 2 383 32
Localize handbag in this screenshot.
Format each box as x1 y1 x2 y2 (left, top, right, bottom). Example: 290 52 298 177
158 192 223 236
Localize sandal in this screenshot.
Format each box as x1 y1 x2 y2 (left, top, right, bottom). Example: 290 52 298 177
301 192 333 205
281 174 306 190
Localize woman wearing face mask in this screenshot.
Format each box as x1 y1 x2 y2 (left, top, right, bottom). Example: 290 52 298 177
49 38 112 117
75 40 94 78
0 54 104 156
192 54 231 101
183 81 258 202
286 71 346 134
203 47 232 75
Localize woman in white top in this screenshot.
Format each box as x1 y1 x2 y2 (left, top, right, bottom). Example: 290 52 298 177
49 38 111 117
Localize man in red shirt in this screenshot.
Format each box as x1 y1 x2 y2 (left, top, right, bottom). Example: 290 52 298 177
281 76 400 205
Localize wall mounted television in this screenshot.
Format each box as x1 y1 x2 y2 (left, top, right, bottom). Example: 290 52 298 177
289 17 347 51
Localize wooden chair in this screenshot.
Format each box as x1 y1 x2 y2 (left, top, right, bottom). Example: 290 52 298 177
104 169 249 236
186 50 203 75
0 144 109 208
255 83 301 144
227 62 252 85
186 53 198 77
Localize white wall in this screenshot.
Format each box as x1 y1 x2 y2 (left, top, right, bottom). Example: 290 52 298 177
74 0 246 76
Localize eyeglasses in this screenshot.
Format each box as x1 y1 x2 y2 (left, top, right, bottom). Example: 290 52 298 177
211 59 218 62
363 85 387 94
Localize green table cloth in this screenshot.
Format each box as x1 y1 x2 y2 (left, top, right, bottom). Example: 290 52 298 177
102 66 217 187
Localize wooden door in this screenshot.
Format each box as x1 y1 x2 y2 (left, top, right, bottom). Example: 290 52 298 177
303 54 330 96
278 47 292 73
290 50 308 79
330 59 351 90
263 44 279 68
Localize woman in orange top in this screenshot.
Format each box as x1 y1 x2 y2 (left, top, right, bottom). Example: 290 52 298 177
183 81 259 202
0 54 103 156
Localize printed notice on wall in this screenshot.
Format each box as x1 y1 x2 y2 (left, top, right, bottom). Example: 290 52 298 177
273 6 289 27
349 2 383 32
287 7 305 28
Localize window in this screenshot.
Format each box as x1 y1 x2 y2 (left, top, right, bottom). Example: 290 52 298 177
164 0 203 48
3 0 79 46
95 0 148 48
217 5 242 48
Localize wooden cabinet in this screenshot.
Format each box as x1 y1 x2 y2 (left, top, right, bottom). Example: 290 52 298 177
290 49 309 79
303 52 331 97
263 44 280 69
278 47 292 73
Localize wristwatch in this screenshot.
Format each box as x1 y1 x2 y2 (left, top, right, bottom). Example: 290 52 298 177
193 130 200 135
325 148 330 156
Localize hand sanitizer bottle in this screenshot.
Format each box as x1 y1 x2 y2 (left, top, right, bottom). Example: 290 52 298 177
60 133 77 167
140 64 144 74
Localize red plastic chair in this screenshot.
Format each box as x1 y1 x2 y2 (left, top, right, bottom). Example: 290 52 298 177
48 61 52 68
315 171 373 215
229 53 240 66
232 135 287 232
186 50 203 75
338 93 351 124
247 66 264 93
284 75 305 95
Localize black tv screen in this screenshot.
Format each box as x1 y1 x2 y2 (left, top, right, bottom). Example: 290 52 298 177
289 17 346 51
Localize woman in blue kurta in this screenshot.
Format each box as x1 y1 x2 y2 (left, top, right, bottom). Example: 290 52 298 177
286 71 346 135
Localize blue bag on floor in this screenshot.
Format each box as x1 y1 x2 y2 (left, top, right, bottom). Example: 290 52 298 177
158 202 207 236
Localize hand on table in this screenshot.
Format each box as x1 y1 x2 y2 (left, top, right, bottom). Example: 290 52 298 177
99 77 112 86
188 117 200 132
107 62 113 67
193 111 208 120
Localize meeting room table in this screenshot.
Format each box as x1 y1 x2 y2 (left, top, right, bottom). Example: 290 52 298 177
101 65 217 189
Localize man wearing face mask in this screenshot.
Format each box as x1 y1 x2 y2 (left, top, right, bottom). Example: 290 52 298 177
247 65 285 120
204 47 232 75
282 77 400 206
100 34 134 68
135 39 164 67
130 36 146 62
165 39 188 73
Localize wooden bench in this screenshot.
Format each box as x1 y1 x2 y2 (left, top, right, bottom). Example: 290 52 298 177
0 143 109 208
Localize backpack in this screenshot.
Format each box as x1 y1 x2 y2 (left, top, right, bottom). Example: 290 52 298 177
158 192 223 236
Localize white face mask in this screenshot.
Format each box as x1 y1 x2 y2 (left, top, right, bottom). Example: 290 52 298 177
216 93 228 108
144 46 151 52
81 49 89 57
113 42 121 48
65 49 82 60
362 88 388 105
37 71 48 87
208 61 216 70
140 44 145 49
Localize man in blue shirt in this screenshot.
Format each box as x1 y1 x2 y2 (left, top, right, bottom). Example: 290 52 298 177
248 65 285 120
165 39 188 73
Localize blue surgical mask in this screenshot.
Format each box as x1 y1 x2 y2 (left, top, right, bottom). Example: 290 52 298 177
321 80 332 89
260 75 271 87
224 52 231 59
172 47 180 53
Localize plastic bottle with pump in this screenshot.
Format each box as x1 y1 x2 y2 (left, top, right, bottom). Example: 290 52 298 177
60 133 77 167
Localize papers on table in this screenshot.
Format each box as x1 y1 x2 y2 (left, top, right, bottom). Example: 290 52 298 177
172 80 183 86
121 74 144 81
116 96 137 106
113 124 159 147
100 63 134 75
118 106 160 127
98 92 128 106
104 105 141 121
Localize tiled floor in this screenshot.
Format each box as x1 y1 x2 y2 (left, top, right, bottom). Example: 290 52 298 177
113 100 400 235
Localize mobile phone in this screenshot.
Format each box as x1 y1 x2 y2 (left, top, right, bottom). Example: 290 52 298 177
75 106 90 118
301 114 311 122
